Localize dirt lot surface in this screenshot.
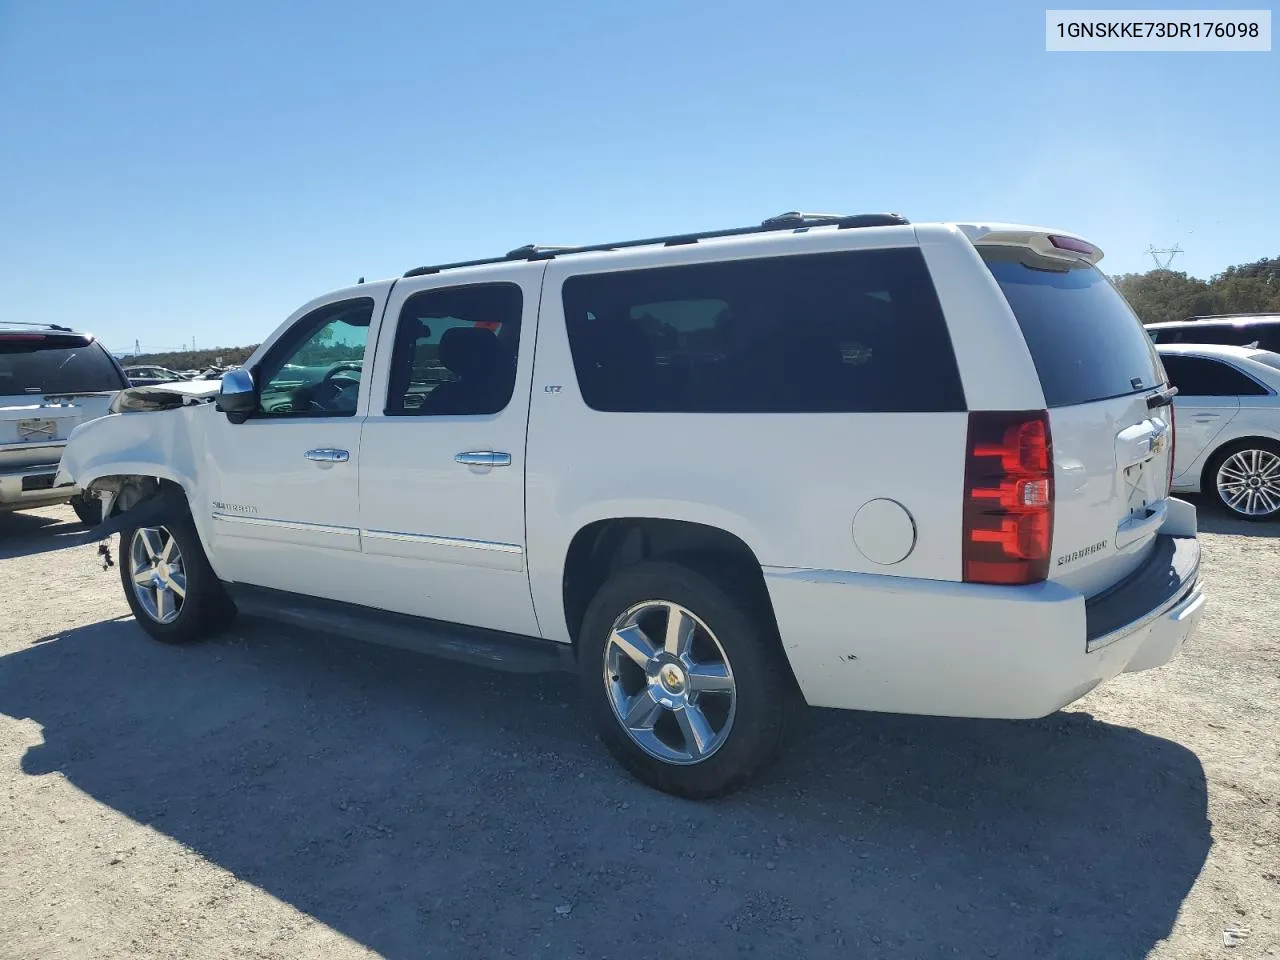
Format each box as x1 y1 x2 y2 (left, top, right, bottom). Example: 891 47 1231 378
1 503 1276 959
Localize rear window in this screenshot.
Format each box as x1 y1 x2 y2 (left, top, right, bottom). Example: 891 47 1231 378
981 247 1164 407
0 335 127 395
562 248 966 413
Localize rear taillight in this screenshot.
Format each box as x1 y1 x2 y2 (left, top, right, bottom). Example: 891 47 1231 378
962 410 1054 586
1167 404 1176 495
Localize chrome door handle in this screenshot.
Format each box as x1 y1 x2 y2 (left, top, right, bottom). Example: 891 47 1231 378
455 450 512 467
304 448 350 463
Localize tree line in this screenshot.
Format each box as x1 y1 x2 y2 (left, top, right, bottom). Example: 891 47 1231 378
123 345 259 370
1112 254 1280 325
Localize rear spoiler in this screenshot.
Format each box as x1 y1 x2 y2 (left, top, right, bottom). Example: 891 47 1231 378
956 223 1105 265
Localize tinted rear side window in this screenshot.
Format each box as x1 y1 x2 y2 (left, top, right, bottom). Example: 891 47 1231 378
981 247 1163 407
0 335 127 394
1159 355 1269 397
561 248 965 413
1157 322 1280 351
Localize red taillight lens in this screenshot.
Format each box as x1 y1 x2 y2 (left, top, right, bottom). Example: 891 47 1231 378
1167 403 1176 495
963 411 1054 585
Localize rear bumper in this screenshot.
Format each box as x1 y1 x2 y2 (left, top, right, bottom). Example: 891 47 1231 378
764 524 1203 720
0 462 79 511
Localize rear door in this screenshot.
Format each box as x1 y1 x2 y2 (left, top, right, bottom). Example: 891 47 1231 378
1158 354 1248 479
979 247 1174 597
355 266 543 637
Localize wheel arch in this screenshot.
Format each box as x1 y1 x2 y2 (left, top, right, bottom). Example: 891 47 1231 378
560 516 778 653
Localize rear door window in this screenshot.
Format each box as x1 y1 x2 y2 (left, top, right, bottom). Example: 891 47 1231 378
980 247 1164 407
561 248 965 413
0 334 127 394
1159 355 1269 397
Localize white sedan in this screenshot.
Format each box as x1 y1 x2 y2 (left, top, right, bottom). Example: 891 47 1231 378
1158 342 1280 520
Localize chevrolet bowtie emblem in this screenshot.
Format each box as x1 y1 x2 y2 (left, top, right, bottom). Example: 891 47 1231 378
17 419 57 441
1150 433 1168 455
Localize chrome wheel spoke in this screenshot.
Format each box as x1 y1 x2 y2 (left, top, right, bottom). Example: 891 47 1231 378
167 571 187 598
610 624 659 668
674 705 716 759
160 534 177 562
687 661 732 694
155 586 174 622
622 689 664 729
138 528 163 561
132 564 155 586
664 606 695 656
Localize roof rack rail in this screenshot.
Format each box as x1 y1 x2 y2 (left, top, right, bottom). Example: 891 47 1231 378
403 211 909 278
1182 312 1280 322
0 320 74 332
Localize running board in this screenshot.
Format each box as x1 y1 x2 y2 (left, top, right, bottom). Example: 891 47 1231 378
223 583 573 674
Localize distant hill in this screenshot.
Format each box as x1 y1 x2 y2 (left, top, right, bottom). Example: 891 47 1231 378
120 346 259 370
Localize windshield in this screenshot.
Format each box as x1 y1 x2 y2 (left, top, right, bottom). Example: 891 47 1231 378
980 247 1165 407
0 335 127 395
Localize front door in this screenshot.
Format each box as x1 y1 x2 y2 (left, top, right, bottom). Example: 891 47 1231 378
356 267 544 637
203 293 385 602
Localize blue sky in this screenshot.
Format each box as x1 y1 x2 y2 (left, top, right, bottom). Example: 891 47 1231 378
1 0 1275 354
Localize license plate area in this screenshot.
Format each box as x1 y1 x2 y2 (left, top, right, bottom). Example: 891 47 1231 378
21 473 55 491
16 418 59 442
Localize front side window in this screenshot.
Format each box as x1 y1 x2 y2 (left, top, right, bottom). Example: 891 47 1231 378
1160 355 1268 397
561 248 965 413
255 298 374 417
385 283 522 416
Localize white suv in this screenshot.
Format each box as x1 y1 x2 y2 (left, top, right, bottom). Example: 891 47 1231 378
58 212 1205 797
2 323 127 523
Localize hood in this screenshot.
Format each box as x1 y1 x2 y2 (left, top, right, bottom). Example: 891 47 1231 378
110 379 221 413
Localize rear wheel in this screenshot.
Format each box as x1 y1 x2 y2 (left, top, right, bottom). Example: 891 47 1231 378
1208 439 1280 521
118 507 236 643
578 561 798 798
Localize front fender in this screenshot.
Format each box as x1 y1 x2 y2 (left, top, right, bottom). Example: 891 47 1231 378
56 410 200 499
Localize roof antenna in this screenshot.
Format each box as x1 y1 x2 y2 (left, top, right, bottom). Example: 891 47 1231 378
357 276 365 284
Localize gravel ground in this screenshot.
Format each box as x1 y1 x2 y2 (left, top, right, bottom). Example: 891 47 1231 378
0 503 1276 960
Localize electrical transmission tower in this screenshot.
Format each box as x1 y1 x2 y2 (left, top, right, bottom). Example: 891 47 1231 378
1147 243 1183 270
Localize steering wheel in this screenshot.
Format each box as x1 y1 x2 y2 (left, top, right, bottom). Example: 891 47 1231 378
295 362 363 413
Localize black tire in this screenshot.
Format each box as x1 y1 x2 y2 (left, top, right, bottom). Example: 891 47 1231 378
70 495 102 527
1205 438 1280 521
117 502 236 643
577 560 799 799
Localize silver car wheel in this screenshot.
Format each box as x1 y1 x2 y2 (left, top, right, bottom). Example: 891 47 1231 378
1216 449 1280 517
129 526 187 624
603 600 737 765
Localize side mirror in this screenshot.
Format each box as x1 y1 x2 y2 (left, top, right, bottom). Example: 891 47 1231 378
216 368 257 423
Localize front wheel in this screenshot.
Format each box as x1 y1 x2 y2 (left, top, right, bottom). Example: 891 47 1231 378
118 507 236 643
1208 439 1280 521
577 561 798 798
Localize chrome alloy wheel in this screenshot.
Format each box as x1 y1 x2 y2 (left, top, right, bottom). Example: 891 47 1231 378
603 600 737 765
129 526 187 624
1216 449 1280 517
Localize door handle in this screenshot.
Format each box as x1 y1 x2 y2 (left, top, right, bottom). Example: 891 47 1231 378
304 448 350 463
455 450 512 467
